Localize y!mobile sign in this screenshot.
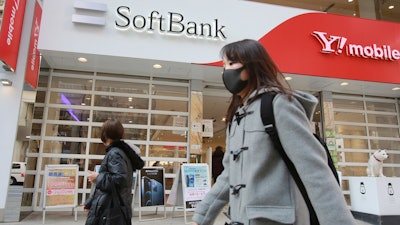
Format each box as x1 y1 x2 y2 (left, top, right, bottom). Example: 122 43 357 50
203 13 400 84
257 13 400 84
313 31 399 61
0 0 27 71
25 1 42 89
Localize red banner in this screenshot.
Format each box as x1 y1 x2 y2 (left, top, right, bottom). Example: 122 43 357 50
259 13 400 84
25 1 42 89
201 13 400 84
0 0 27 71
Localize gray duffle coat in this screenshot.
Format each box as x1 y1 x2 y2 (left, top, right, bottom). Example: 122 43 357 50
193 89 356 225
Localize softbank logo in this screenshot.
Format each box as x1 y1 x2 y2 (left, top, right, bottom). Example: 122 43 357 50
70 0 227 40
72 1 107 26
313 31 400 61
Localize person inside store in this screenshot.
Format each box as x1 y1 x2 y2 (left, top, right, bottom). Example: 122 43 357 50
84 119 144 225
192 39 356 225
212 146 224 183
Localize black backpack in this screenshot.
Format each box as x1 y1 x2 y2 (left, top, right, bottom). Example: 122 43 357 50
260 93 339 225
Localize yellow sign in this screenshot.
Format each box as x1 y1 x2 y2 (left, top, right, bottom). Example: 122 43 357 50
44 165 78 208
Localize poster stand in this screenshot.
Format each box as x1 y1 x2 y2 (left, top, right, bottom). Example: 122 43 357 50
168 164 211 224
167 167 185 219
138 167 167 221
42 164 79 224
131 170 138 213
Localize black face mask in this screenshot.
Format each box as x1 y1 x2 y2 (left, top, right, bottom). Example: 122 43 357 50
222 67 247 94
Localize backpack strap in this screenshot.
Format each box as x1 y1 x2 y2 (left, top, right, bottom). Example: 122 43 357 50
260 93 320 225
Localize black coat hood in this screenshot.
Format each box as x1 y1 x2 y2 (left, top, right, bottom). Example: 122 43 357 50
106 140 144 170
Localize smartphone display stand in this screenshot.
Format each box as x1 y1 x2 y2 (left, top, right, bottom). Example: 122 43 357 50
138 167 167 221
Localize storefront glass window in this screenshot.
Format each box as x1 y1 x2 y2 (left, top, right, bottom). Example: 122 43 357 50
332 93 400 203
333 98 364 110
93 95 149 109
368 127 400 138
152 98 188 112
51 76 93 90
336 125 367 136
367 113 398 124
24 70 190 209
148 145 187 158
334 111 365 123
366 100 397 112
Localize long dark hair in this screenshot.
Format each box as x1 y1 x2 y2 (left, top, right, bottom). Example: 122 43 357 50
221 39 292 124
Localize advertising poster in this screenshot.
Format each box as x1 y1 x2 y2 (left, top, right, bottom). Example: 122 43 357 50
181 164 210 211
140 167 165 207
43 165 78 208
202 119 213 138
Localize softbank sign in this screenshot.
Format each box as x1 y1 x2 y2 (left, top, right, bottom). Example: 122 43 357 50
313 31 400 61
72 0 227 40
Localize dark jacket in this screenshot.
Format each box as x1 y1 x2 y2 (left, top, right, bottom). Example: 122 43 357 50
212 148 224 182
85 141 144 225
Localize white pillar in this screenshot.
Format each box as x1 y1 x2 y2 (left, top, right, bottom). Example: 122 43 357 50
358 0 377 19
0 0 36 221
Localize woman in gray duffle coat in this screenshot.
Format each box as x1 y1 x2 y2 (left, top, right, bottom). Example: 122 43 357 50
192 39 356 225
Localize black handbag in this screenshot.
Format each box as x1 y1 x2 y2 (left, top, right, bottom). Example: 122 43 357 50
103 184 131 225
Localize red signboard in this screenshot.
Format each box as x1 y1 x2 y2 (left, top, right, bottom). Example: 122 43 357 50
202 13 400 84
25 1 42 89
259 13 400 84
0 0 27 71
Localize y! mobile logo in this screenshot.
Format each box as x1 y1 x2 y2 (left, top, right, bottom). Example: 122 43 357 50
72 0 107 26
313 31 400 61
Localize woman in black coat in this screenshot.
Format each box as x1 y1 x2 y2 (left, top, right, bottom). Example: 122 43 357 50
84 119 144 225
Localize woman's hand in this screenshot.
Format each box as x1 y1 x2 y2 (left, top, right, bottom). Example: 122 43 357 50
87 170 98 183
82 204 89 212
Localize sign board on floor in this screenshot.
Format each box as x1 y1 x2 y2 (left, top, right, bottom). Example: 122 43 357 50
181 163 211 211
42 164 78 224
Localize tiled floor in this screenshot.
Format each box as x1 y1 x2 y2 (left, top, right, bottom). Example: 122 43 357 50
1 209 374 225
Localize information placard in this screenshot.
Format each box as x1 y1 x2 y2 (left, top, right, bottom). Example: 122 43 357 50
42 164 78 224
181 164 210 211
43 164 78 208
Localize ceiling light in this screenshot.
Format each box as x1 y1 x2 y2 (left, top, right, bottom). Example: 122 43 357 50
348 0 354 2
340 82 349 86
1 79 12 86
392 87 400 91
78 57 87 63
285 77 292 81
388 5 394 10
128 97 133 101
153 64 162 69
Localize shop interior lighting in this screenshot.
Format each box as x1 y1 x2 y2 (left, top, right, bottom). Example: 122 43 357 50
1 79 12 86
388 5 394 10
348 0 354 2
78 57 88 63
340 82 349 86
153 64 162 69
60 93 80 121
392 87 400 91
285 77 293 81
